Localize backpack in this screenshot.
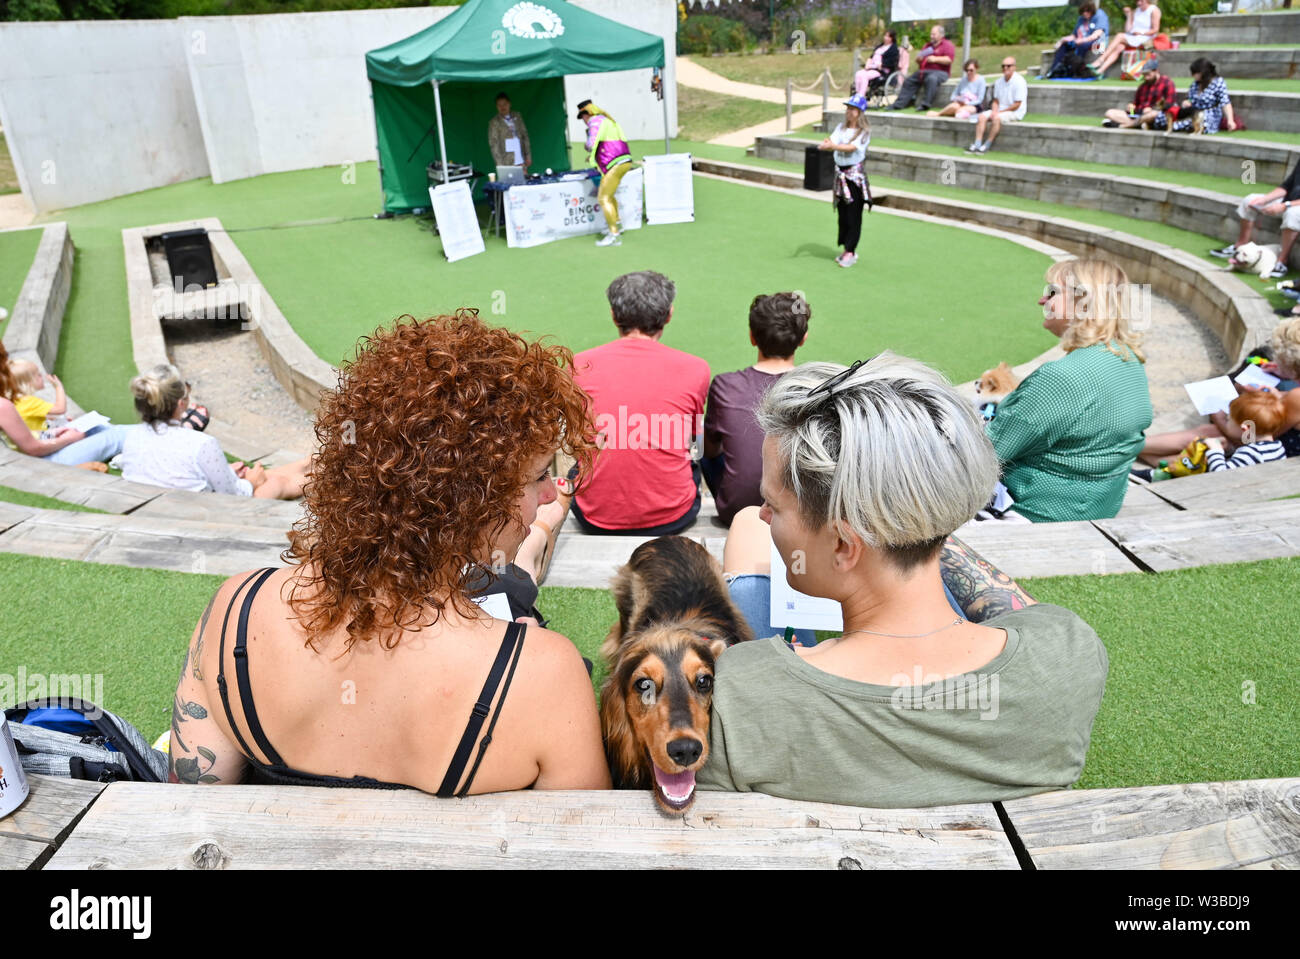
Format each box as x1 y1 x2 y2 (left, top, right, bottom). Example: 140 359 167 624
4 699 168 783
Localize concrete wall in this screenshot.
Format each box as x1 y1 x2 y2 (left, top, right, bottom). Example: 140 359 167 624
1041 45 1300 80
0 20 210 214
0 223 73 374
1187 11 1300 45
183 8 444 183
0 1 678 211
566 0 678 144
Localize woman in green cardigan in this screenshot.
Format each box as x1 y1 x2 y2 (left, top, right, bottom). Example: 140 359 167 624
988 259 1152 522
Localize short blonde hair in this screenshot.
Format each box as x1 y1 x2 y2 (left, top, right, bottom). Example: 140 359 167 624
1048 259 1146 363
1269 317 1300 378
758 353 999 570
8 359 42 394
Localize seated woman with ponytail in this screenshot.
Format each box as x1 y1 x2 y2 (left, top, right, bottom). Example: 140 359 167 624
117 364 311 500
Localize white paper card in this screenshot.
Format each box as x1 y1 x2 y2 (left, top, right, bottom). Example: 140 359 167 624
643 153 695 225
769 541 844 631
1183 376 1238 415
504 136 522 165
429 181 485 263
1235 364 1281 390
472 592 513 622
69 411 110 433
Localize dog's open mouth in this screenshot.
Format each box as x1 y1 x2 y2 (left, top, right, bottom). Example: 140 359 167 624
652 766 697 811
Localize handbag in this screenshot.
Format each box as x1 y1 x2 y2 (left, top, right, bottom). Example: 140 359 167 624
1121 47 1156 81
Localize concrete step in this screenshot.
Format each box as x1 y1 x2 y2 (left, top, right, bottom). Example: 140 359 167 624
1041 45 1300 81
829 109 1299 185
1187 11 1300 45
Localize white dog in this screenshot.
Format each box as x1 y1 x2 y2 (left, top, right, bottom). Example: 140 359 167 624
1229 242 1281 281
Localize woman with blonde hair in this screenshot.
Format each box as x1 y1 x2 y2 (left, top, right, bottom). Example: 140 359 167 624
116 364 310 499
577 99 634 247
168 312 610 794
987 258 1152 522
698 354 1107 807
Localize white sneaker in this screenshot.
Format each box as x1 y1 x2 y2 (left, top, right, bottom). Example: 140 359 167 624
838 252 857 268
596 231 622 247
965 141 982 153
1209 244 1237 259
976 141 991 153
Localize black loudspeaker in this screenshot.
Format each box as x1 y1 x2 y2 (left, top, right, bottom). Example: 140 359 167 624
161 229 218 290
803 144 836 191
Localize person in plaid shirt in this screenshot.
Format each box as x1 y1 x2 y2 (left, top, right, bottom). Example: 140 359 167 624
1101 59 1174 129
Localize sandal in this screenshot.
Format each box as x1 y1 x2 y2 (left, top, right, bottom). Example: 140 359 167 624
180 404 210 431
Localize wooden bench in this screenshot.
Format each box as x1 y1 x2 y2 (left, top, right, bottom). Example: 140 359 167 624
15 773 1296 870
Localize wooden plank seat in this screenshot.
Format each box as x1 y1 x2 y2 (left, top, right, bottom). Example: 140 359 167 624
1095 497 1300 571
43 784 1019 870
0 506 287 575
0 445 164 514
1138 456 1300 512
0 775 107 871
1001 778 1300 869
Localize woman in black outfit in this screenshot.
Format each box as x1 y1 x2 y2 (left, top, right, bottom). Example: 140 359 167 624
820 95 872 268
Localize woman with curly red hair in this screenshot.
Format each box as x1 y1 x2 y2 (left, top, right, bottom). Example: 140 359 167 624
167 311 611 794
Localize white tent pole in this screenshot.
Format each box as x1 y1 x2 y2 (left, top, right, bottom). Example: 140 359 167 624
433 79 450 184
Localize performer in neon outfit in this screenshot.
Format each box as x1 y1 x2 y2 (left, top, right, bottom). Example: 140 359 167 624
577 99 634 247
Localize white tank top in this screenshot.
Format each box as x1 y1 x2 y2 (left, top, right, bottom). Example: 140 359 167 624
1131 5 1154 35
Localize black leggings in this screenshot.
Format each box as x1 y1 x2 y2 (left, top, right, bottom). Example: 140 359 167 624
836 180 866 254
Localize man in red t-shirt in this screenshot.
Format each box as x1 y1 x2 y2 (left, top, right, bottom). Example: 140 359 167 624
571 271 710 534
889 24 956 112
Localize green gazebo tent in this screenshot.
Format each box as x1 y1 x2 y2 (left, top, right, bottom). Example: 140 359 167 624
365 0 667 213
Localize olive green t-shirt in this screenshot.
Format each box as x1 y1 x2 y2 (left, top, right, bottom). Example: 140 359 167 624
697 604 1107 808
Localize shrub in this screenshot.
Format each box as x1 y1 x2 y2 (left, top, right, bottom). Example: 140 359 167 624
678 13 754 55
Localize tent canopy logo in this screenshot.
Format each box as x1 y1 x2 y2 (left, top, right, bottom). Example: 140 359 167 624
503 2 564 39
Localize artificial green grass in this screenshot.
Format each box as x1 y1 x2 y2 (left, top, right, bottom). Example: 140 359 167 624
676 86 786 142
0 484 104 513
44 148 1056 423
0 225 40 338
0 132 19 196
1024 558 1300 788
3 552 1295 790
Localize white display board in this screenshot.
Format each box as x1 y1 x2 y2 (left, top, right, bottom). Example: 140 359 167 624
503 168 644 249
890 0 962 21
997 0 1067 9
768 541 844 632
429 181 485 262
642 153 694 225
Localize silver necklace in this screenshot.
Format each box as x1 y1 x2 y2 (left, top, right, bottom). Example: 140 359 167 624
836 616 964 641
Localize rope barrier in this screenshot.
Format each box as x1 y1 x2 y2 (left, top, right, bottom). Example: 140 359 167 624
790 69 846 92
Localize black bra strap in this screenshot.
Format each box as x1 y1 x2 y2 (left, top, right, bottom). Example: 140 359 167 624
457 626 526 798
233 567 284 768
437 622 525 798
216 569 271 765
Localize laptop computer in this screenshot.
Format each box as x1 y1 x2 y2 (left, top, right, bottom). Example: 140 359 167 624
496 165 525 185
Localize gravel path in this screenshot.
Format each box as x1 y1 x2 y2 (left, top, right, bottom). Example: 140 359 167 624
164 321 319 457
1142 293 1229 435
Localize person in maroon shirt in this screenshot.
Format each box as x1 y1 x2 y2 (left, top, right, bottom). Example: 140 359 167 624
570 271 711 535
1101 59 1175 128
702 293 811 527
888 24 956 112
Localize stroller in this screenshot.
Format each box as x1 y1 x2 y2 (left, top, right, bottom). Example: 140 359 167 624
865 46 910 109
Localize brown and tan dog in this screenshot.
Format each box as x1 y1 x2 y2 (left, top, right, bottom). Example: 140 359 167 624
600 536 754 814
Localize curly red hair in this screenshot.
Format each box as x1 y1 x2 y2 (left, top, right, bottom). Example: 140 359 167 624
285 311 597 650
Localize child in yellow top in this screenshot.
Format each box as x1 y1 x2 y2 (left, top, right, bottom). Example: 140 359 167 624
8 359 67 434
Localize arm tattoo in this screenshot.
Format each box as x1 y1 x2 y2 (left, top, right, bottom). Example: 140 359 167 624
168 646 220 783
192 593 218 681
940 535 1035 623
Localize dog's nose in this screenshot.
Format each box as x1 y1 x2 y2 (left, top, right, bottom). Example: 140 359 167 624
666 737 703 768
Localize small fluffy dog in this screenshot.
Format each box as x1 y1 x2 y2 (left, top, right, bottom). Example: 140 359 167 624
600 536 754 814
975 361 1020 404
1229 242 1281 281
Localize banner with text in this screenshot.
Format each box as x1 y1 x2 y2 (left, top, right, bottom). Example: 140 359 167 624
643 153 695 225
504 168 644 249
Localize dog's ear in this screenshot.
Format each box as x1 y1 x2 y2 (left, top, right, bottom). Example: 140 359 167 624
996 361 1011 373
599 675 644 789
707 638 727 662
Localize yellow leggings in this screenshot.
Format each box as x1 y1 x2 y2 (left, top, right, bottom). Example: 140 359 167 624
597 161 633 232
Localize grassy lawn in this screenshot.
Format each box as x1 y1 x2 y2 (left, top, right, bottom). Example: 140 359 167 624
43 148 1056 425
0 131 19 196
2 552 1294 789
0 225 40 337
677 86 787 142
